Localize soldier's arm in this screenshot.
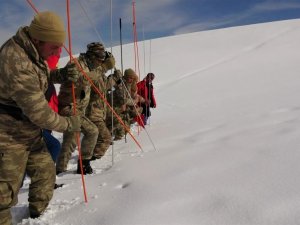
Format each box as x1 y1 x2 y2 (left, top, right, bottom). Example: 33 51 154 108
84 71 101 82
11 67 69 132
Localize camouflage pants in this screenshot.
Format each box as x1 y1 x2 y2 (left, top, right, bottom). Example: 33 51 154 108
91 119 111 158
114 123 126 139
56 116 98 172
0 147 55 225
106 111 130 139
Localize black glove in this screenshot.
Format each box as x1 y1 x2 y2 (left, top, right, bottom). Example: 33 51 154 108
116 78 122 85
60 63 81 83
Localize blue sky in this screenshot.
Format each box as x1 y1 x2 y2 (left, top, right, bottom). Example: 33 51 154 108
0 0 299 55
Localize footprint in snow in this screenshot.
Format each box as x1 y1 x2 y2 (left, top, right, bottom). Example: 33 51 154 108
99 183 107 188
116 182 130 189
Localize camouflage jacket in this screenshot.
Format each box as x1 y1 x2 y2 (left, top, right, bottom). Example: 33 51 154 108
58 54 98 116
0 27 69 143
86 66 108 121
106 76 135 121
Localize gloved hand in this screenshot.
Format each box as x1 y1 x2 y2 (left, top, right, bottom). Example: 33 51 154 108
66 115 81 132
109 69 123 85
114 69 122 79
115 78 122 85
102 52 115 72
60 63 81 83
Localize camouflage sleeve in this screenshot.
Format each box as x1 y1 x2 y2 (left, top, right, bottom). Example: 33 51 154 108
85 71 101 82
125 97 134 106
112 69 123 81
114 87 127 106
106 75 116 90
10 65 69 132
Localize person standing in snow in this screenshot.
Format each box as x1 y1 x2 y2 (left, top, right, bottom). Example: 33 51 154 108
56 42 110 175
86 51 115 160
106 68 143 140
137 73 157 125
0 11 81 224
105 68 127 140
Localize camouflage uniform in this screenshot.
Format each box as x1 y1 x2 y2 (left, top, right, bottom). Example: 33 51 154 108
56 54 99 173
0 27 71 224
111 69 144 138
122 81 143 128
86 66 111 159
106 72 132 140
124 71 144 127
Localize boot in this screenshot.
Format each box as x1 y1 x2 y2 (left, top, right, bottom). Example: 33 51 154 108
76 159 93 175
29 211 41 219
54 183 64 189
114 135 123 141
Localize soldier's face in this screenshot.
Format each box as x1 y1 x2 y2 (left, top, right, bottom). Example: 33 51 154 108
126 77 134 84
91 58 103 68
37 41 63 60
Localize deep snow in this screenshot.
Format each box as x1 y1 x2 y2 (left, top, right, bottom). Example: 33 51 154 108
12 18 300 225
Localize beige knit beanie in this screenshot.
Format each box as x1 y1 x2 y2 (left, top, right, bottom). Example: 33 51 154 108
28 11 66 44
124 68 137 80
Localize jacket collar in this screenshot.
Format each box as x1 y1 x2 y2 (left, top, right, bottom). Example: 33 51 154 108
13 26 48 69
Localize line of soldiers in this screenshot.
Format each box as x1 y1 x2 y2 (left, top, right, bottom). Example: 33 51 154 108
55 42 145 175
0 11 148 225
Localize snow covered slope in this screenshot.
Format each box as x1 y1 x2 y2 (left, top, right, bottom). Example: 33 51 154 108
14 18 300 225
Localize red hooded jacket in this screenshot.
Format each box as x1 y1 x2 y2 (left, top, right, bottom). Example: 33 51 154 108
137 79 156 108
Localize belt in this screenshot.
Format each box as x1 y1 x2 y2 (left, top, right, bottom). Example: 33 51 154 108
0 102 28 121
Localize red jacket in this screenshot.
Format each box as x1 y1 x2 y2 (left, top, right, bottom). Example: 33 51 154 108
137 79 156 108
46 49 61 112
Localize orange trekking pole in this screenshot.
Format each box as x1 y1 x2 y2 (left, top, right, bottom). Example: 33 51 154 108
66 0 88 203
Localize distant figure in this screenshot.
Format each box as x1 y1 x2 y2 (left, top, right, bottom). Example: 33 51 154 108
137 73 157 125
106 68 143 140
106 69 124 140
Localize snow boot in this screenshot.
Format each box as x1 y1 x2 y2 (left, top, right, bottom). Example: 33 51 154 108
54 183 64 189
76 159 93 175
